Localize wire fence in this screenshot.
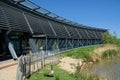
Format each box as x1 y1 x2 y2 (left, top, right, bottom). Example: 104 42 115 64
16 50 60 80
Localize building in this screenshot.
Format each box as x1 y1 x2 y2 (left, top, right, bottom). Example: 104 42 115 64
0 0 107 61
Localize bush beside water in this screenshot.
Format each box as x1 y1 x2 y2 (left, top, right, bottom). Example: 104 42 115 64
102 32 120 47
74 63 100 80
102 49 119 59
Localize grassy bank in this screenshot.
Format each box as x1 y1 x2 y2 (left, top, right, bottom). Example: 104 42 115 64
61 45 100 60
28 65 75 80
102 49 120 59
62 44 120 62
28 44 120 80
28 65 101 80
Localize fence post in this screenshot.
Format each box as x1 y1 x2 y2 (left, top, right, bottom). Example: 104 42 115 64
16 55 24 80
27 55 31 78
16 56 21 80
22 56 26 80
41 50 44 68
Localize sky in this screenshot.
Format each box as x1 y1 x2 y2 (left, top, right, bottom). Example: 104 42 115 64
31 0 120 38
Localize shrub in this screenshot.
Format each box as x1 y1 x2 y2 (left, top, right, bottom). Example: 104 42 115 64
74 63 100 80
102 32 120 46
102 49 119 59
84 53 93 62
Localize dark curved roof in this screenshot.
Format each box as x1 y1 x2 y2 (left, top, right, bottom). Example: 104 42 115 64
0 0 107 39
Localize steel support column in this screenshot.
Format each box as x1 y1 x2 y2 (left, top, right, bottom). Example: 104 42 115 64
66 38 68 50
45 37 47 51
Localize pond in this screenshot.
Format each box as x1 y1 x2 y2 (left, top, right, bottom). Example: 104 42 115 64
82 58 120 80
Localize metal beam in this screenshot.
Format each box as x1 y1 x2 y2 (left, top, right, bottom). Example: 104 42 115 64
64 25 71 38
48 20 57 36
4 34 18 59
29 38 39 54
23 12 33 34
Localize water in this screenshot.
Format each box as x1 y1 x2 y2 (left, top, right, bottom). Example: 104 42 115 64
82 58 120 80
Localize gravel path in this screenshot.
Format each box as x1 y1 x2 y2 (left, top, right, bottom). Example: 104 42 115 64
0 60 18 80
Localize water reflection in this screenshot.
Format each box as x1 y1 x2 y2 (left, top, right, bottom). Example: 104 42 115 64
82 58 120 80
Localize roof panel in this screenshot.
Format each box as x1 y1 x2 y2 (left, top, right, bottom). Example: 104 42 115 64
66 26 80 39
0 1 30 32
50 21 69 38
25 13 55 36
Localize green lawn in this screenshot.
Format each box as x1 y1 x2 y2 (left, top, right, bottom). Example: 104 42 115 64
28 65 100 80
28 65 75 80
62 45 100 60
28 45 102 80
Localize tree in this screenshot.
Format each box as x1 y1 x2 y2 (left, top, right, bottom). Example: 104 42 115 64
102 32 120 46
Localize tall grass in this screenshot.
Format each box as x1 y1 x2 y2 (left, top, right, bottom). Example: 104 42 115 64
74 63 100 80
62 44 120 62
102 49 119 59
85 49 120 63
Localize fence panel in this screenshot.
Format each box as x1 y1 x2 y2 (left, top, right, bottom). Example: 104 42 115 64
16 51 60 80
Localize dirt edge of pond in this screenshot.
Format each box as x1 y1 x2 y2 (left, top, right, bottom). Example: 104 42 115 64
59 44 119 73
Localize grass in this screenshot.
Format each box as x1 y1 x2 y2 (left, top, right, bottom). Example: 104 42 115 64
28 45 106 80
62 44 120 62
74 63 100 80
28 45 120 80
27 65 75 80
102 49 119 59
62 46 100 60
28 64 101 80
74 73 100 80
83 45 120 62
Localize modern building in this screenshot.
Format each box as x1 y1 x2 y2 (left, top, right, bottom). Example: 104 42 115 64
0 0 107 61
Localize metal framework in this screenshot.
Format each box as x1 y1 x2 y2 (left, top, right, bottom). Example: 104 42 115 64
0 0 107 59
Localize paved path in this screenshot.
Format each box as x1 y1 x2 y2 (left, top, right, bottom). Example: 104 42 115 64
0 60 18 80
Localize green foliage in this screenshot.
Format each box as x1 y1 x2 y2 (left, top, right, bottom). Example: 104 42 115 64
102 32 120 46
74 73 100 80
74 64 100 80
102 49 119 59
62 46 99 60
84 53 94 62
75 63 81 75
28 66 75 80
28 64 101 80
55 75 60 80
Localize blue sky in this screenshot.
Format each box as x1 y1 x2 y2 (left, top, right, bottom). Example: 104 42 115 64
31 0 120 38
